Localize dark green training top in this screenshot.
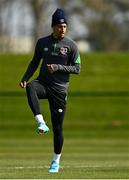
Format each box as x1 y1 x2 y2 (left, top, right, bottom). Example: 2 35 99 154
21 34 81 89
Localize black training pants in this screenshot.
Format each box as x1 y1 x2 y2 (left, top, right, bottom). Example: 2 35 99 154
26 80 67 154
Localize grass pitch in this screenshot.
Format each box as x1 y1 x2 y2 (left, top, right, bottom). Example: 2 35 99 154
0 137 128 179
0 53 129 179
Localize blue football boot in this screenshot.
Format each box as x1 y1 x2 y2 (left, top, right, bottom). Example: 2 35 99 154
49 161 60 173
37 122 49 134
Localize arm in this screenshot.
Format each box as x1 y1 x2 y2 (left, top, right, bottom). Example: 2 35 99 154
20 40 42 88
47 42 81 74
49 61 81 74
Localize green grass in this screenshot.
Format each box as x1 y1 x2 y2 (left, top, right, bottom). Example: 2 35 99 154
0 53 129 179
0 138 128 179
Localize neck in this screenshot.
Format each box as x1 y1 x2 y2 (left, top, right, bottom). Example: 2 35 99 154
52 33 64 40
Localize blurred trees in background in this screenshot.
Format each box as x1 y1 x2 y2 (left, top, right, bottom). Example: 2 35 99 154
30 0 44 42
84 0 129 51
0 0 129 52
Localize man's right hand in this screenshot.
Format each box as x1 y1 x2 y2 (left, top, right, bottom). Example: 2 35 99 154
19 81 27 88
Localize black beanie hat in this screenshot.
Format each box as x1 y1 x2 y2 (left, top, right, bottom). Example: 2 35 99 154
51 8 67 27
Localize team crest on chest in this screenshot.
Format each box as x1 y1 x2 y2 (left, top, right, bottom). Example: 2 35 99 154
60 47 68 55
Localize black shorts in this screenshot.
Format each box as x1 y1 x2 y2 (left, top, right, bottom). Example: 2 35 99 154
26 79 67 115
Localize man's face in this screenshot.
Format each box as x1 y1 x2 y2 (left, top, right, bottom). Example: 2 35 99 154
53 23 67 38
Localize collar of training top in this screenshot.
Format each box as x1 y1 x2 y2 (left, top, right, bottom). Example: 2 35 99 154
51 33 64 42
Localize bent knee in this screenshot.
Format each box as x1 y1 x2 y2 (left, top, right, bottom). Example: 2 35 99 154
26 81 35 92
26 82 32 90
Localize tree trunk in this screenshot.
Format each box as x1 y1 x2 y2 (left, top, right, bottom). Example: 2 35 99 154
30 0 44 42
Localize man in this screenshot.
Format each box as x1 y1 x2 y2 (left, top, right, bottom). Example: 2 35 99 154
20 8 81 173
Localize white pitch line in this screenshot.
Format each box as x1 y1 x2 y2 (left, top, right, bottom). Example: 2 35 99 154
0 164 128 170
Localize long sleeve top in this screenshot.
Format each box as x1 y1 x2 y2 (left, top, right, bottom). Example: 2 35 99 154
21 34 81 89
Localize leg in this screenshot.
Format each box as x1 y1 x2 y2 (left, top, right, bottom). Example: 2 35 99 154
48 90 66 154
51 106 65 154
48 90 67 173
26 80 49 133
50 105 66 154
26 80 47 115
